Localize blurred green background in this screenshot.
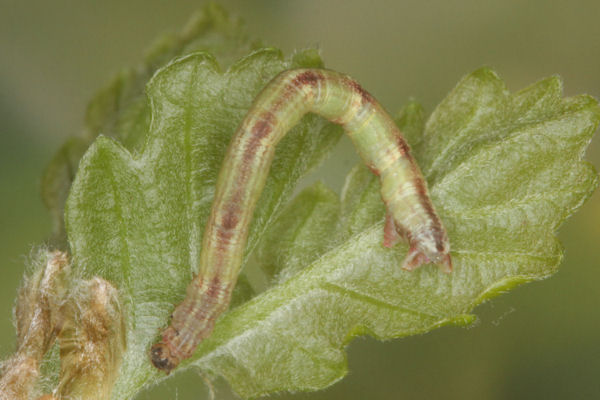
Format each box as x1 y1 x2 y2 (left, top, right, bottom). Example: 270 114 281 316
1 1 599 399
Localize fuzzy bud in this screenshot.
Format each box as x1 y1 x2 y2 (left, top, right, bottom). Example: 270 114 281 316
53 277 125 400
1 250 69 400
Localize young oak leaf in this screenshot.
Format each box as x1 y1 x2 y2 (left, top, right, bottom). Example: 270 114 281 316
255 182 341 284
65 49 341 399
179 70 598 398
83 2 260 151
66 46 598 397
41 3 260 243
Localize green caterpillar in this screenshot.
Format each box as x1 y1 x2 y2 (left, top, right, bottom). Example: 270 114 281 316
151 68 451 372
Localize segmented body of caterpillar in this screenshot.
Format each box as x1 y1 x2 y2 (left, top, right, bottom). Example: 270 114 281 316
151 69 451 372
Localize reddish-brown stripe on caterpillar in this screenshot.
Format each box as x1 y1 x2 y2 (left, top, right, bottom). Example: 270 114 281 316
151 68 451 372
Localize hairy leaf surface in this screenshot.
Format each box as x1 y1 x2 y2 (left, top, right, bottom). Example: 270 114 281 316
66 61 598 399
65 49 341 399
42 3 258 242
188 70 598 397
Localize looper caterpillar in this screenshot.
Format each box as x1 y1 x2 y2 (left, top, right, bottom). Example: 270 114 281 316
151 68 451 372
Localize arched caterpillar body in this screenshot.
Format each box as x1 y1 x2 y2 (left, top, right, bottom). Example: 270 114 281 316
151 69 451 372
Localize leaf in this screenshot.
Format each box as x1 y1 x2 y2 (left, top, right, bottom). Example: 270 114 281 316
255 181 341 284
41 137 90 244
64 49 342 399
41 3 260 242
65 52 599 399
83 2 259 150
187 70 597 397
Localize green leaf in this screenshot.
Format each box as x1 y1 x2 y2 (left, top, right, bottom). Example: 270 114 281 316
83 2 259 150
188 70 597 397
255 181 341 283
65 49 342 399
65 53 598 399
41 3 260 242
41 137 90 244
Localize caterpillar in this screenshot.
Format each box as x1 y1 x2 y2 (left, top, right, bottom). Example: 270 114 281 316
151 68 451 372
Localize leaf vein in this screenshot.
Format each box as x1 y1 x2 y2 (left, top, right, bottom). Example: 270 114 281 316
320 281 441 320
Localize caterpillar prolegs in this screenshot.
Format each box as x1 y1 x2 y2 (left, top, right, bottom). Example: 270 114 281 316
151 69 451 372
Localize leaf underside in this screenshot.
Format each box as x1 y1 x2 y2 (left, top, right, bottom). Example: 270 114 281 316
48 6 599 400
